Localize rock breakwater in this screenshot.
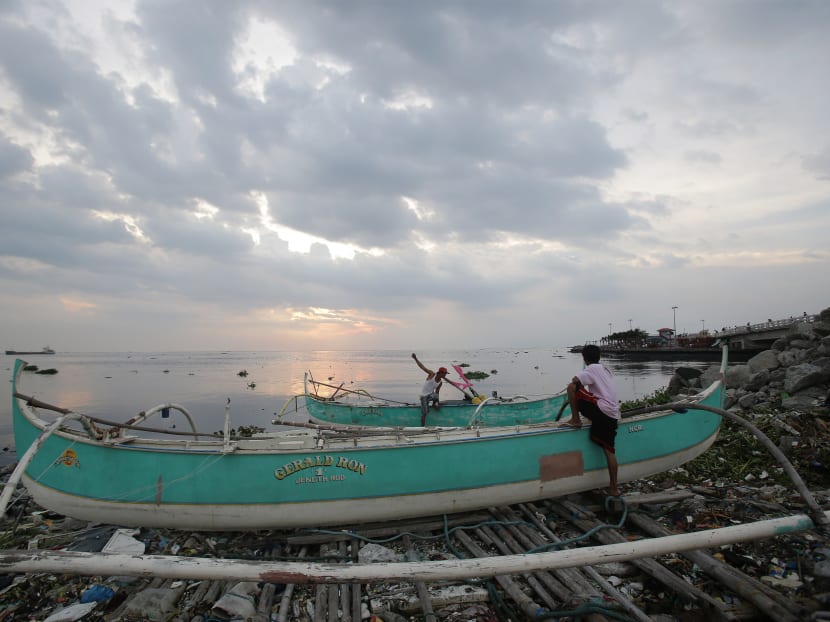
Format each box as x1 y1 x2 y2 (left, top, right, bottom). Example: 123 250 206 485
667 305 830 411
724 305 830 412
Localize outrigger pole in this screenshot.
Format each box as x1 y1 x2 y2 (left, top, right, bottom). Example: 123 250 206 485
0 511 820 582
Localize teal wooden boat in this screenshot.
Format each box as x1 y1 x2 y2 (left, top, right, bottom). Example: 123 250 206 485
8 350 726 531
303 374 569 427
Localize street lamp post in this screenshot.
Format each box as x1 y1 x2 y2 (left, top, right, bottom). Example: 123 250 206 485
628 318 633 331
672 306 678 345
701 320 705 332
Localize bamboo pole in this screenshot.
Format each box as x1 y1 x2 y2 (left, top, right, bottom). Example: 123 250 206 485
520 502 653 622
338 540 352 622
476 523 558 610
277 546 307 622
454 529 542 620
0 511 822 583
403 535 437 622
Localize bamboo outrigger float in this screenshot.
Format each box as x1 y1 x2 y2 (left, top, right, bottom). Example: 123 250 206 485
0 510 821 581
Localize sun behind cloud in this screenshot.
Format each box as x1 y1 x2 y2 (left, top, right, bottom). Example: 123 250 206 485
60 297 97 313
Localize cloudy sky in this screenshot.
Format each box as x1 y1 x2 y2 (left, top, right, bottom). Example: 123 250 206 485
1 1 828 352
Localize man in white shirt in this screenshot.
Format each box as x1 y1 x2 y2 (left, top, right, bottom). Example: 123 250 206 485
412 353 449 426
562 344 622 496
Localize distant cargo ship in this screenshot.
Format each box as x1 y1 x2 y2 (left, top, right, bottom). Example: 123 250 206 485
5 346 55 355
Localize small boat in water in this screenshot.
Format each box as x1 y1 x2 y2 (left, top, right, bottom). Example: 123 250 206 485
303 372 569 427
5 349 727 531
4 346 55 355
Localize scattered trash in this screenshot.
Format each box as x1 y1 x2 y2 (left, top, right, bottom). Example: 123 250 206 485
43 602 97 622
211 581 259 619
80 584 115 603
101 528 145 554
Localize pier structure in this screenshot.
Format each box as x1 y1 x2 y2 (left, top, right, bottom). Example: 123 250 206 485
717 313 818 350
575 313 820 360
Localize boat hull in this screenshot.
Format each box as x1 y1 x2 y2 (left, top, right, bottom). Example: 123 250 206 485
11 357 726 530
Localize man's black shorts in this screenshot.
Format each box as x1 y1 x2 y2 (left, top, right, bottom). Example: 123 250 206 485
577 398 618 454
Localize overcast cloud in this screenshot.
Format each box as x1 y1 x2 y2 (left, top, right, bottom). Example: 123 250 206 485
1 0 828 352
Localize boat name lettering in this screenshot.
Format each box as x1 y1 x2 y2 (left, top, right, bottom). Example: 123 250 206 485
295 474 347 484
274 455 367 480
628 424 644 433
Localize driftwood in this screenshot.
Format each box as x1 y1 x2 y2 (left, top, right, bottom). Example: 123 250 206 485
627 511 806 622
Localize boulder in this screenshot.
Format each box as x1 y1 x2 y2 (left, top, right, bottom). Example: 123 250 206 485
778 349 806 367
782 388 826 410
676 367 703 381
738 393 757 409
746 370 770 392
725 365 751 389
748 350 780 374
790 339 814 349
784 363 830 394
788 322 818 341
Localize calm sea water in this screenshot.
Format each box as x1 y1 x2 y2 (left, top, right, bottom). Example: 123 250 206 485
0 348 715 465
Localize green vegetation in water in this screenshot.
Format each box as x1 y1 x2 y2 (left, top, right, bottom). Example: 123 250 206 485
465 371 490 380
238 370 249 377
23 364 38 372
620 387 673 412
213 425 266 439
35 368 58 375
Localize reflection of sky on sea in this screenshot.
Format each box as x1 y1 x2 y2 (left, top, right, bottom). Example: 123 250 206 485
0 349 716 464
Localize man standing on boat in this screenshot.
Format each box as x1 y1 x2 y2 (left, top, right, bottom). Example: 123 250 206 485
562 344 622 496
412 353 449 426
